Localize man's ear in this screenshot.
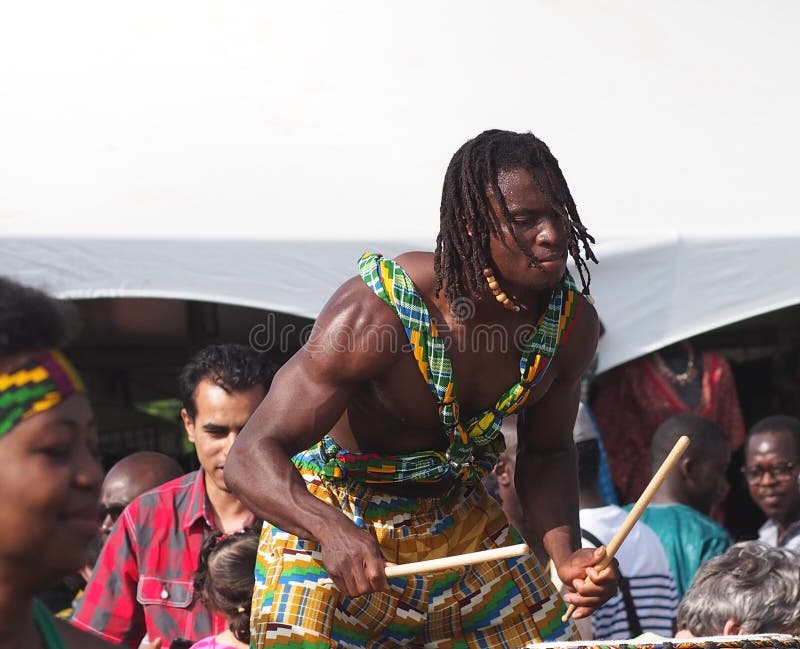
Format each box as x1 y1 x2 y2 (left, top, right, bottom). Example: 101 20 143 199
679 456 694 481
180 408 196 444
495 458 513 487
722 618 744 636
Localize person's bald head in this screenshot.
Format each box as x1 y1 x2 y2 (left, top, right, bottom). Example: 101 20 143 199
99 451 183 540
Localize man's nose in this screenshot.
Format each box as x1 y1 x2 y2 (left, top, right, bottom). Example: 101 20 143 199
536 214 568 246
760 470 778 486
101 513 114 535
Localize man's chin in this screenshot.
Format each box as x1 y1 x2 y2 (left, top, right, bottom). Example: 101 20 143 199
517 269 565 297
205 469 232 494
761 505 787 519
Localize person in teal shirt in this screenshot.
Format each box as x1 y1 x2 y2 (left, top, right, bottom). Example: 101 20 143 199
625 413 731 597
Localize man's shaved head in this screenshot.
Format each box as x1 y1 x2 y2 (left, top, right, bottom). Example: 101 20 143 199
99 451 183 540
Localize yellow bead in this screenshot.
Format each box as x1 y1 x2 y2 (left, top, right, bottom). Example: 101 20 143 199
495 292 508 303
488 281 499 290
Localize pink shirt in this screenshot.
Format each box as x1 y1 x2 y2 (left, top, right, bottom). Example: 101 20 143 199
189 635 241 649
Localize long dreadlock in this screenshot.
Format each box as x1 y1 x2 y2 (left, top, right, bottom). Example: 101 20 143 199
434 130 597 320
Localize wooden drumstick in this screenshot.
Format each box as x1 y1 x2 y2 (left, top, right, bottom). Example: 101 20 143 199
561 435 690 622
318 542 529 585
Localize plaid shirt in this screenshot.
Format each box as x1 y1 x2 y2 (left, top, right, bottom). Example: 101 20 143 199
73 470 253 646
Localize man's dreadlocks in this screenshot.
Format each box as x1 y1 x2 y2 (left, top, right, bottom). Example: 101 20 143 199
434 129 597 319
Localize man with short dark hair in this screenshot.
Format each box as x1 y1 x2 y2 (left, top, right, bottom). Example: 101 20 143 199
628 413 731 598
227 130 619 648
744 415 800 551
73 344 275 647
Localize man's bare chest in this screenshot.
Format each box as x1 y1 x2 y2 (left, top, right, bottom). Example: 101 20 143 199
349 339 556 437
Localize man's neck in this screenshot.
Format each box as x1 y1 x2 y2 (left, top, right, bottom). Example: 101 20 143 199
648 483 682 507
204 473 251 533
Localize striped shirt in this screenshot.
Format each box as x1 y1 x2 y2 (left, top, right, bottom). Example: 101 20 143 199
580 505 678 640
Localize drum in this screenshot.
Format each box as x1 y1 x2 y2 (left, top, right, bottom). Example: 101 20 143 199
526 634 800 649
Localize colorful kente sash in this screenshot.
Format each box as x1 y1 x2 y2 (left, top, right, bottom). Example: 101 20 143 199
294 252 582 484
0 349 85 437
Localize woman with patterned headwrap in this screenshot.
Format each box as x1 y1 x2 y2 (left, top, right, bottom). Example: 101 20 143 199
0 277 115 649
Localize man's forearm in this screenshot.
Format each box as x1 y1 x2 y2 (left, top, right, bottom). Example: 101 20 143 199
226 437 351 542
515 447 581 566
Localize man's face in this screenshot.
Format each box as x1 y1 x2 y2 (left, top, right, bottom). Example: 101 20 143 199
745 431 800 524
485 167 570 296
98 474 140 542
181 379 266 494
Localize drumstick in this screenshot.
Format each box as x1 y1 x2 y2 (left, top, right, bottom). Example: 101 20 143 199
561 435 690 622
318 543 529 585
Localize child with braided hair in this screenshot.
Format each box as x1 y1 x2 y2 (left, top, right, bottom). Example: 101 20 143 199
189 528 260 649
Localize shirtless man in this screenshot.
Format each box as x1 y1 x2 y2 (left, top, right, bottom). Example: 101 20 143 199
227 129 618 648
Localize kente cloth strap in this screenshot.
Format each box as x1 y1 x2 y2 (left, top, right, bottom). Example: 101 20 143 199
33 599 69 649
0 349 85 437
295 253 582 484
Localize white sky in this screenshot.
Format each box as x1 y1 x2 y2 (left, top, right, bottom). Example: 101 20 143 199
1 1 798 242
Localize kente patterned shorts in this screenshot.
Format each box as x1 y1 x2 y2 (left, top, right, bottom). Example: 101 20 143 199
250 470 577 649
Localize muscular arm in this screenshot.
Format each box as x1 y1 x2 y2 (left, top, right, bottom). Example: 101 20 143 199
225 277 401 595
515 297 617 616
515 373 583 567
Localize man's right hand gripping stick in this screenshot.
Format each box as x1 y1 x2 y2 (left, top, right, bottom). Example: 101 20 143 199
318 543 530 585
561 435 690 622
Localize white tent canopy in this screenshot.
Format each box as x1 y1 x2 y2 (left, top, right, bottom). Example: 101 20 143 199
2 1 799 372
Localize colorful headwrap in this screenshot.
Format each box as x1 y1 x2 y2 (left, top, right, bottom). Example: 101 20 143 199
0 349 85 437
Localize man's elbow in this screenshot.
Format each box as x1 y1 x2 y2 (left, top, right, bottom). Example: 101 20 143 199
224 437 250 494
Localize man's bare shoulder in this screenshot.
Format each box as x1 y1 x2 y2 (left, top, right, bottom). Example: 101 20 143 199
317 274 405 334
554 293 599 380
299 274 407 384
392 251 436 293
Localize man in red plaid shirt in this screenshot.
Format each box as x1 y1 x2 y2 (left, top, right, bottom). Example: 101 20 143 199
73 344 274 647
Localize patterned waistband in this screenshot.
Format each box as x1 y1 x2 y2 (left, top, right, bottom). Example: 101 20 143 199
292 435 491 485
